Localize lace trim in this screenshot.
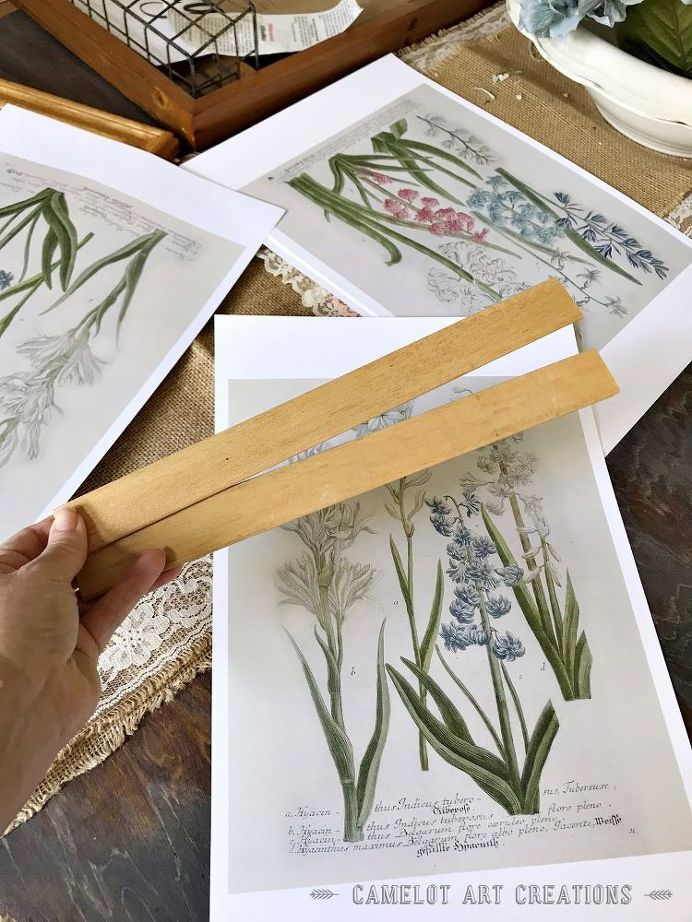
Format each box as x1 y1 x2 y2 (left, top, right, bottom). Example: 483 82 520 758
258 248 362 316
400 2 509 71
95 557 212 713
667 193 692 237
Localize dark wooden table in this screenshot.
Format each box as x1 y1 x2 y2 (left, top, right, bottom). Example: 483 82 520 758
0 10 690 922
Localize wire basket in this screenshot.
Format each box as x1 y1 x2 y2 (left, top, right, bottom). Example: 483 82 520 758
72 1 258 97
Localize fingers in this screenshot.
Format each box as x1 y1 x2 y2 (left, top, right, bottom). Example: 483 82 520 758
150 565 183 592
36 508 87 582
0 517 53 573
79 549 167 654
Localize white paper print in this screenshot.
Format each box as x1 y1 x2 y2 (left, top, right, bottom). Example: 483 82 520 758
187 56 692 454
0 106 281 537
210 316 692 920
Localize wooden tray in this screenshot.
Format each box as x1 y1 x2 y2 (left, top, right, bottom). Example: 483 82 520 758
13 0 489 149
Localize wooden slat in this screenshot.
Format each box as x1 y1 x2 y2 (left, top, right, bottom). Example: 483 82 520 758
69 279 580 551
0 78 179 158
76 350 618 600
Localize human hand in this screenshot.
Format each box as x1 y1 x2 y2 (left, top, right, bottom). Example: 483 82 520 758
0 507 180 831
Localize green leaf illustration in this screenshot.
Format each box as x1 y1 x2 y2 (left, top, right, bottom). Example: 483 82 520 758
313 627 341 689
403 138 482 179
286 631 356 785
482 506 549 645
0 204 42 251
44 229 165 313
501 661 530 753
356 621 391 827
389 535 414 616
496 168 641 284
328 157 346 196
116 233 165 332
482 504 575 700
401 657 477 749
44 191 78 291
562 571 579 681
574 631 593 699
372 134 472 202
419 560 444 672
289 173 502 300
436 646 506 758
0 188 51 220
520 702 559 814
386 665 523 814
0 231 94 339
41 228 59 289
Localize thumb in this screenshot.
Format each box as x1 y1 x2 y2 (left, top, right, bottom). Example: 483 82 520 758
37 507 88 582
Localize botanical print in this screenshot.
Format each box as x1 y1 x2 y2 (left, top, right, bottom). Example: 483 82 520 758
459 438 592 700
388 461 560 818
385 470 443 772
278 502 389 843
0 185 166 467
0 154 241 536
223 378 692 894
245 84 690 350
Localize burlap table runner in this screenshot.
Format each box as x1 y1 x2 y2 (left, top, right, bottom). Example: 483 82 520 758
8 1 691 833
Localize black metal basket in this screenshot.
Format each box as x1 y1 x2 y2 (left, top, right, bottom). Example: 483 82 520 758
72 1 258 96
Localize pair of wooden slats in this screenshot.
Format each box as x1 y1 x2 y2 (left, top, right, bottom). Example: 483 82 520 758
72 279 618 600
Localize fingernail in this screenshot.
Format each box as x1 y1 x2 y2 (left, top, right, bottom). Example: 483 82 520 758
53 507 79 532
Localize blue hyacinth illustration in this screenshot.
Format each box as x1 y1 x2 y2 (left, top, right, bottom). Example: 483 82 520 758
386 487 559 816
432 498 528 667
460 439 592 700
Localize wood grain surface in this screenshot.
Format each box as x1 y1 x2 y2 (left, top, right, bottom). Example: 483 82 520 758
12 0 489 148
0 674 212 922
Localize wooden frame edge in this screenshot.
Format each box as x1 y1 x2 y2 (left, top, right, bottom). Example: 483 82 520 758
14 0 490 149
0 78 180 158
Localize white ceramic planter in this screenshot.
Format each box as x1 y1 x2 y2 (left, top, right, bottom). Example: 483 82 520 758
507 0 692 158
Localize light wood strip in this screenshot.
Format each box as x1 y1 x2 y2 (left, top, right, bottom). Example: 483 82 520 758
0 78 179 159
69 279 580 550
77 350 618 600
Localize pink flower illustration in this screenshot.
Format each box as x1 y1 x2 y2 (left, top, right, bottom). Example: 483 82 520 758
384 198 410 220
420 196 440 207
363 171 393 185
415 207 435 223
398 188 418 202
473 228 489 242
